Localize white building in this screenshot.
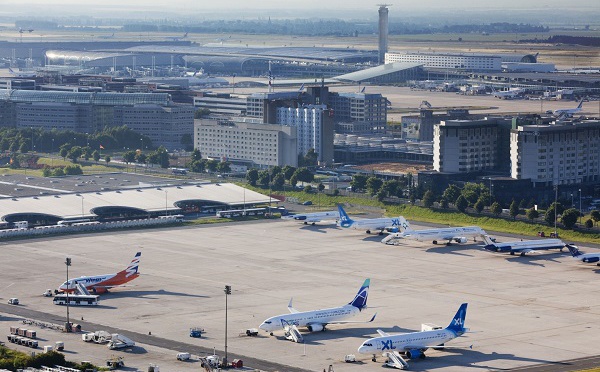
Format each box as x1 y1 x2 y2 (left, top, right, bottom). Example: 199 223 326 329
276 104 326 162
510 121 600 186
434 120 500 173
194 118 298 167
386 52 502 71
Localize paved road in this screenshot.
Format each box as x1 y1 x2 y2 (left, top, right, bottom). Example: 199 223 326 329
0 303 310 372
508 355 600 371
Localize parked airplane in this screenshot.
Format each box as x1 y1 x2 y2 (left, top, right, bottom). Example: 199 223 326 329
482 235 566 256
259 279 375 336
8 67 36 78
282 210 339 225
358 303 469 368
167 32 188 41
97 33 115 39
566 245 599 265
553 100 584 116
337 205 405 234
381 217 485 245
58 252 141 294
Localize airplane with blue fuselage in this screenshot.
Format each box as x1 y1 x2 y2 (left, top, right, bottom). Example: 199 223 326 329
481 235 568 256
259 279 376 336
337 205 405 235
358 303 469 368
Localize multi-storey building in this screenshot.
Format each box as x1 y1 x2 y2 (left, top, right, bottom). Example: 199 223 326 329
194 118 297 167
328 92 388 133
510 120 600 186
386 52 502 72
434 119 507 173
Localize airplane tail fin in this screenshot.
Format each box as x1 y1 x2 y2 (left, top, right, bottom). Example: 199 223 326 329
446 303 468 336
577 100 584 109
566 244 582 257
398 217 412 232
337 205 354 228
121 252 141 278
8 67 14 74
348 278 370 310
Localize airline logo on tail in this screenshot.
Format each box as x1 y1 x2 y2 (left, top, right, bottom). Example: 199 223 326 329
125 252 141 278
337 205 353 228
349 278 370 310
446 303 468 336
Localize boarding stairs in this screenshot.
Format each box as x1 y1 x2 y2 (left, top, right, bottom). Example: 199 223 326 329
383 351 409 370
76 283 91 295
283 322 304 343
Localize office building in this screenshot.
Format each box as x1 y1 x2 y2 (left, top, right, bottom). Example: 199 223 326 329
511 120 600 186
195 118 298 167
328 92 388 133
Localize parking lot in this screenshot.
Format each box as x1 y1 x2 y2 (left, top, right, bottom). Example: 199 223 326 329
1 219 599 371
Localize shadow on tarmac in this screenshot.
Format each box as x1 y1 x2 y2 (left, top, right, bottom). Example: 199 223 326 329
504 251 565 267
426 244 476 257
100 289 210 300
299 224 337 233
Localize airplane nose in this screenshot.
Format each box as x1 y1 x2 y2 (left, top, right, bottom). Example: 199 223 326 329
358 345 369 354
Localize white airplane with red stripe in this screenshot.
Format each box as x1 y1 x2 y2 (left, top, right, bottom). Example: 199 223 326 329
58 252 141 294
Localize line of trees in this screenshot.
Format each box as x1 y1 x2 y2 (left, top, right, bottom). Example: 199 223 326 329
246 165 314 189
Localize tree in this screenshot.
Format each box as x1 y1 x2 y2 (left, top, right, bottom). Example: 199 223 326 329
42 167 52 177
258 170 270 187
332 189 340 196
317 182 325 193
246 169 259 186
59 144 70 160
64 164 83 175
304 185 313 193
136 153 147 165
422 190 435 208
282 165 296 180
591 210 600 226
474 198 485 214
194 108 211 118
180 133 193 151
509 199 519 220
526 208 539 221
440 198 449 209
67 146 83 163
269 165 282 178
53 167 65 177
104 155 111 164
272 173 285 189
122 150 136 164
585 218 594 229
442 185 461 205
92 150 100 162
544 202 565 226
366 177 383 196
490 202 502 216
376 189 386 202
154 146 170 168
290 174 298 188
217 161 231 173
190 149 202 162
561 208 579 229
301 148 318 167
455 195 468 213
190 159 206 173
293 167 314 183
350 174 368 192
381 180 400 198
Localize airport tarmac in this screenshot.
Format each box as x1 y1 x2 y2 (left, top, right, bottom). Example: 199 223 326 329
1 219 600 371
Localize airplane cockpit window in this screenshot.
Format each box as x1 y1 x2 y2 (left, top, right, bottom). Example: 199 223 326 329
263 321 272 324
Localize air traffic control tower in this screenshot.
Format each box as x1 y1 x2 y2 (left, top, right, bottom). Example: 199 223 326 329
378 4 390 65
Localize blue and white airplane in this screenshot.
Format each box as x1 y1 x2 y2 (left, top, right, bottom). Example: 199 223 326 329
282 210 339 225
381 217 485 245
259 279 375 337
337 205 405 235
358 303 469 368
482 235 566 256
566 245 599 265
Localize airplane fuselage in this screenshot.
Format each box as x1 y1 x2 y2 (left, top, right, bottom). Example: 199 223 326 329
485 238 564 253
60 271 139 292
359 329 457 354
340 217 403 232
259 305 360 332
384 226 484 243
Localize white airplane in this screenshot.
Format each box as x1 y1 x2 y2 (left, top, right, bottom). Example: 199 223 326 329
259 279 376 336
282 210 339 225
358 303 469 368
166 32 188 41
97 33 115 39
381 217 485 245
337 205 405 235
482 235 566 256
553 100 584 116
8 67 36 78
58 252 141 294
491 86 522 99
566 245 599 265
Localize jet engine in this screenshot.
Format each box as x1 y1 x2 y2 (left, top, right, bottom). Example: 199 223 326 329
454 237 468 244
583 257 600 263
294 216 307 220
307 323 324 332
406 349 425 359
91 287 107 294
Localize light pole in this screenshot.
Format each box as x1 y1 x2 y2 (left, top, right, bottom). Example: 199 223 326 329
224 285 231 367
51 138 54 167
571 193 574 208
554 185 558 235
65 257 71 332
79 195 84 218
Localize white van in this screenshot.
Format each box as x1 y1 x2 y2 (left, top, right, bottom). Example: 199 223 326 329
177 352 191 361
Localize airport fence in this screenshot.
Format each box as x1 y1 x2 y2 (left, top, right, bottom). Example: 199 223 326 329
0 215 183 240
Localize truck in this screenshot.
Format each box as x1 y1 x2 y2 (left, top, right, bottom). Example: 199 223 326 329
176 352 191 361
83 330 112 344
107 334 135 350
189 327 203 338
106 356 125 370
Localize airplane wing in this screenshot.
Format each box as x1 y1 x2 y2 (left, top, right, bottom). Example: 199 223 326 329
512 248 538 254
287 298 299 313
377 328 390 337
327 313 377 325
